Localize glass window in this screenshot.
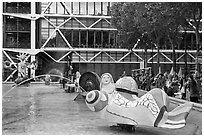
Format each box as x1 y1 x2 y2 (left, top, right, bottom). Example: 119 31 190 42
88 31 94 47
64 2 72 14
41 2 49 13
73 2 79 14
102 2 108 15
103 31 109 47
6 32 17 48
50 18 57 26
6 16 17 31
56 31 67 47
57 18 65 27
5 32 30 48
18 33 30 48
46 31 66 48
88 2 94 15
57 2 65 14
80 2 86 15
70 18 79 28
96 31 102 47
18 2 30 13
47 2 57 14
5 2 17 13
41 19 49 28
40 28 55 47
110 31 115 47
18 18 30 31
63 30 72 45
73 30 79 47
5 2 30 13
81 31 87 47
95 2 101 15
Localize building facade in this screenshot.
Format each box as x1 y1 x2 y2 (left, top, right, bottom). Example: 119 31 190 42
2 2 202 82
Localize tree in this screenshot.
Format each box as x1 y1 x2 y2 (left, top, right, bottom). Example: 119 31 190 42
178 2 202 73
111 2 181 69
111 2 202 73
111 2 144 49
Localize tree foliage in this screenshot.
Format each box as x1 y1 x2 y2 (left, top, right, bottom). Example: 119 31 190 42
110 2 202 49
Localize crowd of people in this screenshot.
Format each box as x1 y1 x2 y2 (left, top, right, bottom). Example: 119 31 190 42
60 67 202 104
132 69 202 103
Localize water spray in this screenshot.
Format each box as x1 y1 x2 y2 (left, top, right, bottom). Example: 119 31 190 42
3 74 86 97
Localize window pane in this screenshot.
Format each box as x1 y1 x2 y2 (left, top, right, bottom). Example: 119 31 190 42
88 31 94 47
18 18 30 31
19 33 30 48
5 2 30 13
6 32 17 48
41 2 49 13
57 18 65 26
96 31 101 46
103 31 109 47
81 31 87 47
6 16 17 31
80 2 86 15
64 2 72 14
41 28 55 47
56 32 66 47
57 2 65 14
73 31 79 47
5 2 17 13
110 31 115 47
88 2 94 15
41 19 49 28
18 2 30 13
63 30 72 45
73 2 79 14
95 2 101 15
48 2 57 14
102 2 108 15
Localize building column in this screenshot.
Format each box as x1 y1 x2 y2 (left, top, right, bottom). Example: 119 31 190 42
30 2 36 78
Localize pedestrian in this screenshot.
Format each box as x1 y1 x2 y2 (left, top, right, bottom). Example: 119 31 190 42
74 71 81 92
194 73 202 103
188 75 200 103
62 77 66 89
59 77 63 88
143 72 151 91
135 72 142 89
166 81 179 97
156 73 165 90
182 79 189 100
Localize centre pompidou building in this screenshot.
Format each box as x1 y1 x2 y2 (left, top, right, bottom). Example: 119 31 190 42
2 2 202 82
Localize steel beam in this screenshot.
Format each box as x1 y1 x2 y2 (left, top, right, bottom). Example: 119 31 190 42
41 13 112 19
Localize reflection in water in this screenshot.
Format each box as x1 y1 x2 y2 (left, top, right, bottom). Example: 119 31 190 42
28 89 37 123
2 84 64 134
3 74 72 97
2 84 88 134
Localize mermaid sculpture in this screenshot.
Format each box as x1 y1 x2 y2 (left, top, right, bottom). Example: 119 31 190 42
86 75 193 129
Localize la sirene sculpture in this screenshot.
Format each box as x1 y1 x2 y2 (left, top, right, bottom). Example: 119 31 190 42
85 75 193 130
